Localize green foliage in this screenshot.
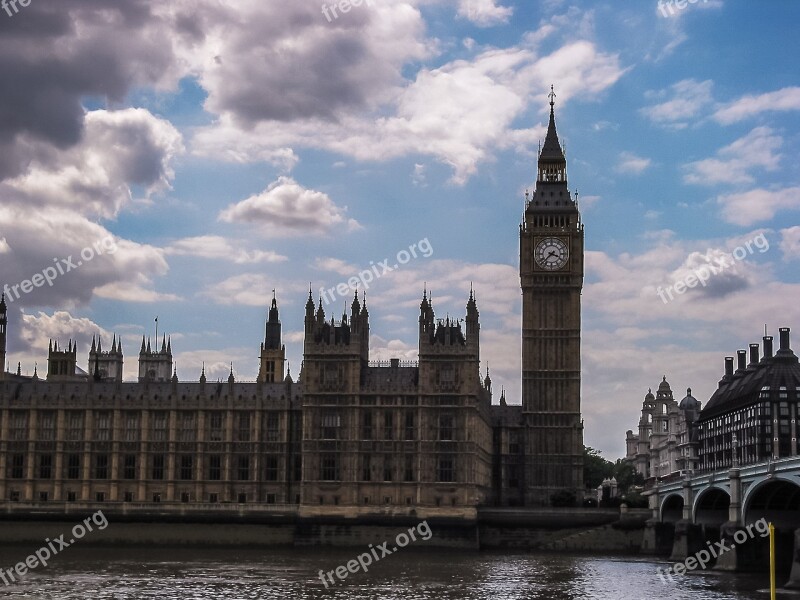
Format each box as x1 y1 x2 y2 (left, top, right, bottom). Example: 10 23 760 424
583 446 614 489
613 459 645 492
620 491 648 508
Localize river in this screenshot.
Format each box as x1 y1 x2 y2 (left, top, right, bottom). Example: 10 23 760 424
0 546 778 599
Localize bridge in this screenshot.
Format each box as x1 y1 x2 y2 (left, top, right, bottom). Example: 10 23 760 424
643 456 800 588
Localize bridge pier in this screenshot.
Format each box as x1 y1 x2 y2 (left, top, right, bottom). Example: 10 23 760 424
669 519 704 561
641 518 674 555
786 528 800 589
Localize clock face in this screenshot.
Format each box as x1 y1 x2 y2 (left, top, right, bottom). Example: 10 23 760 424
535 237 569 271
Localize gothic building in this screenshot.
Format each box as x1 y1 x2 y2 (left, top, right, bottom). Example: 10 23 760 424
0 91 586 512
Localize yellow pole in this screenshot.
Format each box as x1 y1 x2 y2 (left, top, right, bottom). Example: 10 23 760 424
770 522 776 600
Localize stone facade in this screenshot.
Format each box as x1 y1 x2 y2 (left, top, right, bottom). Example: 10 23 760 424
624 377 701 481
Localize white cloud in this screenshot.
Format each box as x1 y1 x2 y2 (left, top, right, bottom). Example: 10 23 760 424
779 226 800 261
218 177 361 236
201 274 306 306
615 151 651 175
640 79 714 128
716 187 800 226
0 238 9 254
193 38 626 184
457 0 514 27
5 109 183 219
713 86 800 124
165 236 287 264
683 127 782 186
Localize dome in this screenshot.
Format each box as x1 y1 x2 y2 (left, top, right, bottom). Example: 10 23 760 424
679 387 700 411
658 375 671 392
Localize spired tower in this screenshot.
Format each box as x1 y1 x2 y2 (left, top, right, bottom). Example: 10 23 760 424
0 293 6 378
88 335 124 382
138 335 173 382
258 292 285 383
519 87 585 505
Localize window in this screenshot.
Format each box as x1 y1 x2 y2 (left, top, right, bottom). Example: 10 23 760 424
12 412 28 441
180 456 193 480
8 454 24 479
180 413 196 442
152 412 168 442
362 455 371 481
123 455 136 479
181 492 190 503
67 412 83 441
152 454 165 480
209 412 223 441
96 492 105 502
265 456 279 481
209 493 219 503
439 414 454 441
509 431 520 454
95 412 111 442
152 493 161 503
266 493 276 504
67 491 77 502
237 413 251 442
404 455 414 482
38 455 52 479
404 411 415 440
437 456 454 482
208 455 221 480
39 491 48 502
322 411 341 440
293 456 302 481
95 454 109 479
125 413 140 442
9 491 20 502
123 492 134 502
266 412 280 442
237 456 250 481
238 493 247 503
383 456 392 482
38 412 55 441
361 411 373 440
67 454 81 479
321 454 339 481
383 411 393 440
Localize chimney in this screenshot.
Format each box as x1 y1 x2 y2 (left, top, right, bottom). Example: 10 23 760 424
763 336 773 359
736 350 747 372
749 343 760 367
779 327 790 352
724 356 734 377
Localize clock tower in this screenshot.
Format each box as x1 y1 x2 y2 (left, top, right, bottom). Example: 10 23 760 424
519 87 584 505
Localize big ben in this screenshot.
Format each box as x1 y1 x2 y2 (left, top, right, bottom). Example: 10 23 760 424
520 87 584 505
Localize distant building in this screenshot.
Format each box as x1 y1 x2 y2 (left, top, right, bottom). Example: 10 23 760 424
699 329 800 470
625 328 800 479
625 377 701 480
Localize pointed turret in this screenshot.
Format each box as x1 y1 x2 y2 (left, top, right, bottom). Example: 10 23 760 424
200 362 206 385
1 293 8 378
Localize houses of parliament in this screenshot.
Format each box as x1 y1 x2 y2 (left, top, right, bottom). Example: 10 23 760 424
0 93 585 515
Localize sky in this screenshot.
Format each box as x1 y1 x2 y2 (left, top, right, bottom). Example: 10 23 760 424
1 0 799 460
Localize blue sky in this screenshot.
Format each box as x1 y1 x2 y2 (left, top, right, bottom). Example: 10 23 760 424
1 0 799 458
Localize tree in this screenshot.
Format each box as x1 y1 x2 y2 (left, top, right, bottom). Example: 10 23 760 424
583 446 614 489
613 459 644 493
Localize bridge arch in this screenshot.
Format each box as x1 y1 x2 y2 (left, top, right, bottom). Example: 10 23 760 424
660 493 683 523
742 477 800 529
693 486 730 526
